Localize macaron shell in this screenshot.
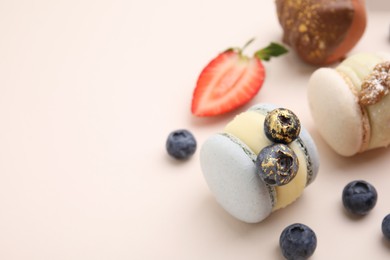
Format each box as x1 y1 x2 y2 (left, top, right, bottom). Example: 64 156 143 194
224 109 308 211
248 103 278 114
336 52 384 91
308 68 364 156
200 133 273 223
298 127 320 186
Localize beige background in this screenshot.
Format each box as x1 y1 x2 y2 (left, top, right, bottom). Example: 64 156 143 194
0 0 389 259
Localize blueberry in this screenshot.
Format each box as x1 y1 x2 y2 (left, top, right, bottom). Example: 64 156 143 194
382 214 390 239
166 129 197 160
279 223 317 260
264 108 301 144
342 180 378 215
255 143 299 186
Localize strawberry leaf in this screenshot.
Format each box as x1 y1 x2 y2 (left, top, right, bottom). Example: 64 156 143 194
255 42 288 61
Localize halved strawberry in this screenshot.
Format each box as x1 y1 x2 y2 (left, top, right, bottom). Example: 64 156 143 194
191 41 288 117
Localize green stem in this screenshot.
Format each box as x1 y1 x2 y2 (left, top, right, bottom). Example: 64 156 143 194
241 38 256 52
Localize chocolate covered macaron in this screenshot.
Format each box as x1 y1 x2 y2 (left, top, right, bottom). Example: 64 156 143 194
275 0 367 65
308 52 390 156
200 104 319 223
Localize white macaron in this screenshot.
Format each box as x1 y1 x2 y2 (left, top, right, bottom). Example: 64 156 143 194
308 52 390 156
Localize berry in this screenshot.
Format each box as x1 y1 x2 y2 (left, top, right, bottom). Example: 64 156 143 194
191 40 288 116
279 223 317 260
382 214 390 239
264 108 301 144
342 180 378 215
255 143 299 186
166 129 197 160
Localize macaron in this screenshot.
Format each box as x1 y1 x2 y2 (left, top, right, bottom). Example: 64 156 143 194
200 104 319 223
308 52 390 156
275 0 367 65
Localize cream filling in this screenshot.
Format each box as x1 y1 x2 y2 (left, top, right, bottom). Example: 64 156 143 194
336 53 390 150
335 71 371 152
224 110 308 211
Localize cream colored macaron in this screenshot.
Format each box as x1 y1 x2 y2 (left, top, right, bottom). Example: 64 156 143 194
200 104 319 223
308 52 390 156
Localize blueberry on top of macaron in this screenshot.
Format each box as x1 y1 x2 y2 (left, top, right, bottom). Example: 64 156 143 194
256 143 299 186
264 108 301 144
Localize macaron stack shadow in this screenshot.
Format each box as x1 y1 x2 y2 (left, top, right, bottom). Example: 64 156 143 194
200 104 320 223
308 52 390 156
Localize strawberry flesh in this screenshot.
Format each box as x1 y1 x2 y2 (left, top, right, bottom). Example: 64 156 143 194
191 51 265 116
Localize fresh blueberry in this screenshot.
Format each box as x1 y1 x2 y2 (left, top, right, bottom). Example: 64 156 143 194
382 214 390 239
166 129 197 160
342 180 378 215
279 223 317 260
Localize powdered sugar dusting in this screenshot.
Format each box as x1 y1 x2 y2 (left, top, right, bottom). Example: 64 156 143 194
359 61 390 106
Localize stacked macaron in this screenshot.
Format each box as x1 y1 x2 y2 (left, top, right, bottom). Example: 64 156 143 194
308 52 390 156
200 104 319 223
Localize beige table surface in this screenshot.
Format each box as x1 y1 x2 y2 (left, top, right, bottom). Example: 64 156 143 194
0 0 389 259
